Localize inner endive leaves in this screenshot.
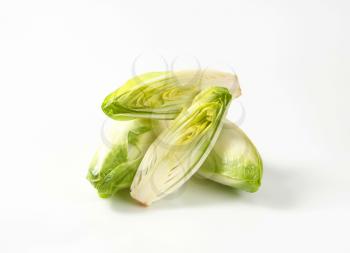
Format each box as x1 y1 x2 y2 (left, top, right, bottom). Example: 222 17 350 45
102 69 240 120
130 87 232 205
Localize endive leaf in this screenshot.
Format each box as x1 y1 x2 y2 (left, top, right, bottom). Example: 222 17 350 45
130 87 232 205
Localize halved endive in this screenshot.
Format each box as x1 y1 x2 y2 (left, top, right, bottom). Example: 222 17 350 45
87 119 157 198
130 87 232 205
102 70 240 120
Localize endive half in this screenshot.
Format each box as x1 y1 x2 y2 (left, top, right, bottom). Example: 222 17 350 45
102 70 240 120
130 87 232 205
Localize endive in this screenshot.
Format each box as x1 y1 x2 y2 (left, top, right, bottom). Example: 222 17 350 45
87 119 157 198
102 70 240 120
198 120 263 192
130 87 232 205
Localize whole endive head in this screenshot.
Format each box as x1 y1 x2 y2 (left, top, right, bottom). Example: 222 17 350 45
102 70 240 120
130 87 232 205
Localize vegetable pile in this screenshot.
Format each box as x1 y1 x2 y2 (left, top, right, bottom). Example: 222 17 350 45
87 70 263 206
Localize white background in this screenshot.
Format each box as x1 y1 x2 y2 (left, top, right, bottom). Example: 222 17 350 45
0 0 349 252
